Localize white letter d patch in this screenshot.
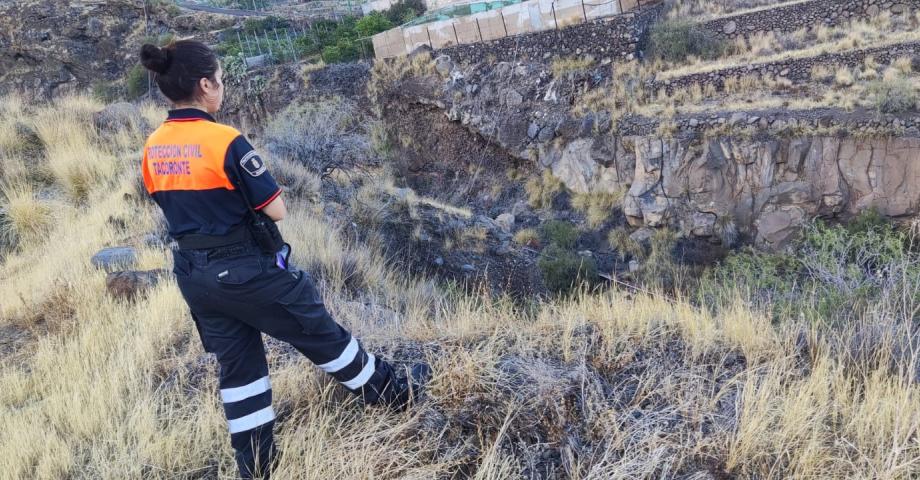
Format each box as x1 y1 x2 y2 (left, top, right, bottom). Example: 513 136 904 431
240 151 267 177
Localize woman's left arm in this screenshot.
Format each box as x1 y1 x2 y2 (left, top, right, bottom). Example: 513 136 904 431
261 194 287 221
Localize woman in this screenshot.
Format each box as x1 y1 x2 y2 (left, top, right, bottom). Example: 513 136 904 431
139 40 428 479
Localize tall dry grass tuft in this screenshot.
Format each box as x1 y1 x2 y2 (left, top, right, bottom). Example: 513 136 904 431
30 95 121 201
0 181 56 249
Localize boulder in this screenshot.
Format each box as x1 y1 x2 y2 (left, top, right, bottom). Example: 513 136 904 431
91 246 137 272
756 208 805 249
434 55 454 76
629 227 655 247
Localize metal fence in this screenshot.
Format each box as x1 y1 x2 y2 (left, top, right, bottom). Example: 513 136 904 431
232 25 375 68
180 0 366 13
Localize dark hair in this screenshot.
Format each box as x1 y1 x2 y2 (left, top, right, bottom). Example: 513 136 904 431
140 40 219 103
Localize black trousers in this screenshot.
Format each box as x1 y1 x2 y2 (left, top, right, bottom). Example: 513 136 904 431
173 244 402 478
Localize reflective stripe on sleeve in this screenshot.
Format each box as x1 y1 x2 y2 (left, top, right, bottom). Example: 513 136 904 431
342 353 376 390
228 405 276 434
220 376 271 403
318 337 359 373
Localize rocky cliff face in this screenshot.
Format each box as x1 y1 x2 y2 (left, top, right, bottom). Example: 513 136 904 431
619 135 920 248
0 1 144 98
0 0 234 99
384 55 920 250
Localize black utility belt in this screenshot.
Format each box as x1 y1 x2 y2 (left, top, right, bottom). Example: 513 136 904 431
176 226 251 250
176 215 284 254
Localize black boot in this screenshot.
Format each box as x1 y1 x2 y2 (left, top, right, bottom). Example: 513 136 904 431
391 363 432 411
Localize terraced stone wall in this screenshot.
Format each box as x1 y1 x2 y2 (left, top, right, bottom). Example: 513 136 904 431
700 0 920 39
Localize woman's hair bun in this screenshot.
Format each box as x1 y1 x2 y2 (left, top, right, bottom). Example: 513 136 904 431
140 44 170 74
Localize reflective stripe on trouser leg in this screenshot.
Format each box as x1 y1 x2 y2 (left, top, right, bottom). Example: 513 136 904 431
197 313 276 479
222 376 275 478
222 376 275 433
321 335 400 404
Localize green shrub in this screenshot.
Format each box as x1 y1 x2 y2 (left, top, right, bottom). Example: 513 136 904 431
355 12 393 38
648 19 727 63
220 1 418 66
149 0 180 16
125 65 149 100
142 32 175 48
322 39 362 64
541 220 578 249
538 243 597 294
868 77 918 114
92 82 121 103
384 0 425 24
243 16 289 33
222 52 248 87
699 210 917 325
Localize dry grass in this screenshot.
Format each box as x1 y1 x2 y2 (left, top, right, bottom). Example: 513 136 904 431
29 96 125 201
367 52 437 115
513 227 540 247
550 56 595 80
0 181 56 249
665 0 807 22
612 51 919 125
571 190 624 228
3 94 920 479
525 169 565 210
657 12 919 80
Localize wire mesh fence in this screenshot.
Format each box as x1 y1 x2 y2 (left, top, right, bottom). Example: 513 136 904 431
229 24 376 68
180 0 367 13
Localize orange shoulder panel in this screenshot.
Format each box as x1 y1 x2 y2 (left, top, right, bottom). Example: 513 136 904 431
142 121 241 194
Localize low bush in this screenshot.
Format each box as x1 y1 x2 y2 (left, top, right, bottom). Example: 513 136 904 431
868 76 918 114
608 227 644 261
541 220 578 249
538 243 597 294
263 97 372 176
384 0 425 24
700 210 918 325
125 65 149 100
648 19 728 63
637 229 686 291
550 56 595 80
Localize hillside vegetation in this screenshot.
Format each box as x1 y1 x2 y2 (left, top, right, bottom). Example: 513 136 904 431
1 92 920 479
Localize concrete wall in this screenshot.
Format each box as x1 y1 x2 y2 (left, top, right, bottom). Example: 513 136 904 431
372 0 654 59
371 27 407 59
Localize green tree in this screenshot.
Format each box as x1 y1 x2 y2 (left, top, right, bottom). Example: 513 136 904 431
355 12 393 38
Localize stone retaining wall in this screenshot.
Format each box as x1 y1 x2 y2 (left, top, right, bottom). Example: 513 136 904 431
649 41 920 94
439 4 661 64
700 0 920 39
